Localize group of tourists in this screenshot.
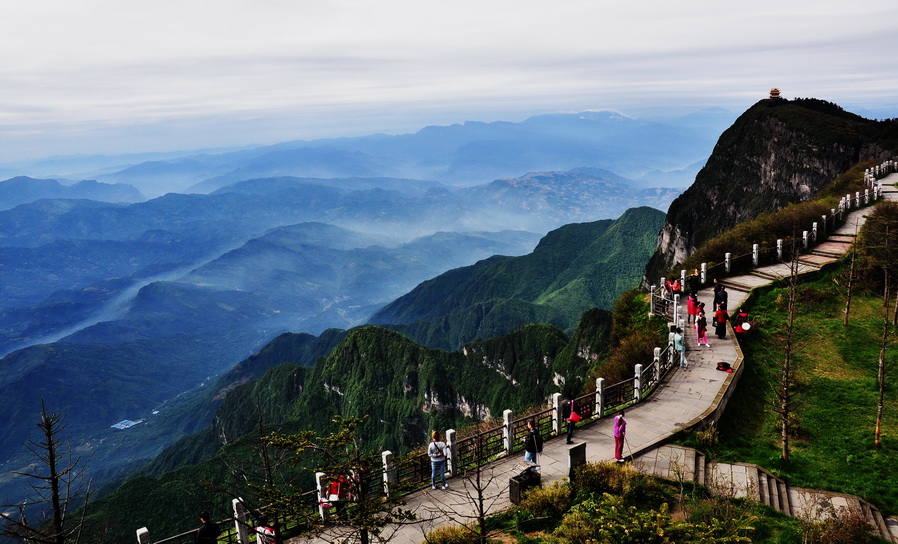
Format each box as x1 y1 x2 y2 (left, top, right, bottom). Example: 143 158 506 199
426 397 633 492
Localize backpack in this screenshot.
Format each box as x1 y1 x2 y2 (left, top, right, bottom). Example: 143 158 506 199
256 526 275 544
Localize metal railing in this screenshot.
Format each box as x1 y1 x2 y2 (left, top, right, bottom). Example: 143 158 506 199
602 378 635 416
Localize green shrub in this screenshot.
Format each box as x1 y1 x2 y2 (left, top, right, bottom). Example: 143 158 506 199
518 480 573 519
423 523 480 544
572 462 671 508
594 329 660 384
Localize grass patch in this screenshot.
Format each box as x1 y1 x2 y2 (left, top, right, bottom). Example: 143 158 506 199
690 261 898 514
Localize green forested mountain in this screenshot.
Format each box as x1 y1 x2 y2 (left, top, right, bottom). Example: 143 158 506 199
74 202 655 539
370 206 665 349
82 312 611 541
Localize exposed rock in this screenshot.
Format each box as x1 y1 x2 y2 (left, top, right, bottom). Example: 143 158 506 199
643 98 896 284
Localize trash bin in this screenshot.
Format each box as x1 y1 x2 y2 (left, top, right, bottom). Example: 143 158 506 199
509 467 541 504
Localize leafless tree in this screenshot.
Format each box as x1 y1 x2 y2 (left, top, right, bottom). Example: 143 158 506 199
421 439 509 544
0 402 92 544
859 209 898 448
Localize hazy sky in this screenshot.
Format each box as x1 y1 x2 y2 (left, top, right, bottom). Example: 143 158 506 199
2 0 897 163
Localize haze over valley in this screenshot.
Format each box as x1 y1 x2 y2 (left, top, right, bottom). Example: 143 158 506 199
0 108 719 508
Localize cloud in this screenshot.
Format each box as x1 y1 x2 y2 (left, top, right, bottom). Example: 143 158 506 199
2 0 898 161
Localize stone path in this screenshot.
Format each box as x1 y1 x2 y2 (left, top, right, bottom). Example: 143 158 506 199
295 172 898 543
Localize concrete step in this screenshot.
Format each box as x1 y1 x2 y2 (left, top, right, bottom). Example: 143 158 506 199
776 478 792 516
756 468 769 507
744 465 761 502
886 516 898 543
764 473 781 512
861 500 892 543
718 278 754 293
810 247 847 259
684 447 696 482
750 268 788 281
768 475 782 513
695 452 706 487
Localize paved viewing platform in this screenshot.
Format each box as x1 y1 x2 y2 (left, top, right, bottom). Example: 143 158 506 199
324 171 898 544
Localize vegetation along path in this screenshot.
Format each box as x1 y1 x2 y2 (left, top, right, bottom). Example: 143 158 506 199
297 173 898 543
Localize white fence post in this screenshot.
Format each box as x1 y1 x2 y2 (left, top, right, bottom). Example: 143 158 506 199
503 409 514 455
316 472 327 520
445 430 457 477
752 244 759 266
725 252 731 273
595 378 605 418
382 450 395 495
552 393 563 435
634 364 643 402
232 498 250 544
136 527 150 544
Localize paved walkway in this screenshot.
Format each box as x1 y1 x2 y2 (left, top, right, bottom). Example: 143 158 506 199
296 173 898 543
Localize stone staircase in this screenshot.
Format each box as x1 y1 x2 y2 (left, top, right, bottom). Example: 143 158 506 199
634 445 898 543
717 235 852 295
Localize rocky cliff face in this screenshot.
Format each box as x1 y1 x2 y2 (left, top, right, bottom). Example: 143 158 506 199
643 98 895 283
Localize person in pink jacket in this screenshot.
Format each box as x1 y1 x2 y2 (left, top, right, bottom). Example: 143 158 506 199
613 411 627 463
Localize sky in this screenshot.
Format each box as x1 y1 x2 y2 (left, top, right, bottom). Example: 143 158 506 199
2 0 898 164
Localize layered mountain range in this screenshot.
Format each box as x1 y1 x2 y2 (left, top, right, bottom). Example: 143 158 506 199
0 110 705 514
4 99 896 540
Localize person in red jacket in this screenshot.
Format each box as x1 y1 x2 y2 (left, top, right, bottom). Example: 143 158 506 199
714 303 729 339
734 309 749 343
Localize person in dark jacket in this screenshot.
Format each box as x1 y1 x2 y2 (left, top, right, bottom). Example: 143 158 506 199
523 420 542 465
714 285 728 311
562 398 577 444
196 511 220 544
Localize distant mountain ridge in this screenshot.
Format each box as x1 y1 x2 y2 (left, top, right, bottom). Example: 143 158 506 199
0 176 143 210
0 109 733 197
0 107 733 526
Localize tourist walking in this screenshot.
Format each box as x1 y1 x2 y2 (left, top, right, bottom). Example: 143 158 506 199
670 278 682 296
562 397 579 444
686 292 699 324
195 511 220 544
674 327 688 368
428 431 448 489
695 308 710 347
687 268 701 295
714 285 728 311
523 420 543 466
613 411 627 463
714 303 729 339
734 309 750 344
